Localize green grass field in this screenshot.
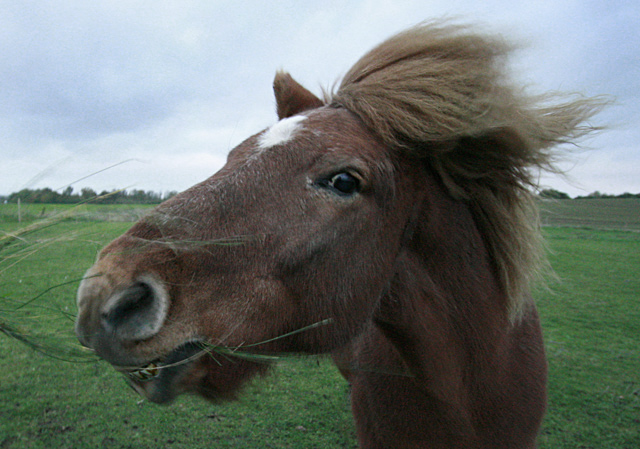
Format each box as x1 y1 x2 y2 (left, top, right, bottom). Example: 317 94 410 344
1 200 639 448
0 203 155 224
540 197 640 230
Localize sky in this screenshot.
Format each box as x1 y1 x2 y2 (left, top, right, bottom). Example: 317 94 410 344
1 0 638 198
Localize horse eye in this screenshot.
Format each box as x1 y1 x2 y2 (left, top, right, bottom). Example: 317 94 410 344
320 172 360 196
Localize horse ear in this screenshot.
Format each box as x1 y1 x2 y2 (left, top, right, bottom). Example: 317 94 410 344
273 71 324 119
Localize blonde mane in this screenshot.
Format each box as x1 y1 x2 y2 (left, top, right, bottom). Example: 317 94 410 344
330 22 606 320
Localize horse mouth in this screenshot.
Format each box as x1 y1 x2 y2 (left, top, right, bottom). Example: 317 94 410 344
119 341 207 404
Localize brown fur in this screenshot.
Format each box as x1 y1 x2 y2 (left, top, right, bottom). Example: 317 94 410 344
75 22 605 448
273 71 324 119
330 22 606 319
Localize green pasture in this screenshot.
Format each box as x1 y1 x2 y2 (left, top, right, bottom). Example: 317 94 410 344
0 203 154 224
540 197 640 230
1 200 639 448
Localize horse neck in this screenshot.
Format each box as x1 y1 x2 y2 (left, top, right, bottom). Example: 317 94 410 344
346 176 546 448
372 180 510 403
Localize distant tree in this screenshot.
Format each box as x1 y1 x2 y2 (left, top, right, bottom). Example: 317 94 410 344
37 188 58 203
163 191 178 200
617 192 640 199
5 187 167 204
588 191 613 199
7 189 32 203
539 188 570 200
80 187 97 200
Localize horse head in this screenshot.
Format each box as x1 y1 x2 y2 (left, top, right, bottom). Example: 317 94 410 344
75 23 604 447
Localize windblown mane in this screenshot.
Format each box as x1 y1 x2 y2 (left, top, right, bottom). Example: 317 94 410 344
329 22 606 320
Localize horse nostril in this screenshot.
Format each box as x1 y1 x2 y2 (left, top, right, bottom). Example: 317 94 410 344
101 278 169 342
104 282 153 326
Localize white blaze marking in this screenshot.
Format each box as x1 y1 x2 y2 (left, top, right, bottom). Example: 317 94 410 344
257 115 307 149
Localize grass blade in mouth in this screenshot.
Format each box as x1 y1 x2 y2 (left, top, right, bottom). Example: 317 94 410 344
128 362 160 381
198 318 335 363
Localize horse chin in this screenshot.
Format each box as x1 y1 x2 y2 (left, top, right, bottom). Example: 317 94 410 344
120 341 208 404
118 340 268 405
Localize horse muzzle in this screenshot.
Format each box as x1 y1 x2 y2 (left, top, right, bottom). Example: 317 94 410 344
75 269 209 402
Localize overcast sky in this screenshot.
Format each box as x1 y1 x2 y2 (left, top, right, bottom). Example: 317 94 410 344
1 1 638 198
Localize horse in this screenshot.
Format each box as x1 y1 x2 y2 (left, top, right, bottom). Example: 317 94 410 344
74 22 603 448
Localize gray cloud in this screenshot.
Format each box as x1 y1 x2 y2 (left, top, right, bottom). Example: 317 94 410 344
1 1 638 197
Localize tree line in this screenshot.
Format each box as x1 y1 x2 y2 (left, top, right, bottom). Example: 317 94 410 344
3 187 178 205
539 189 640 200
2 187 638 204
